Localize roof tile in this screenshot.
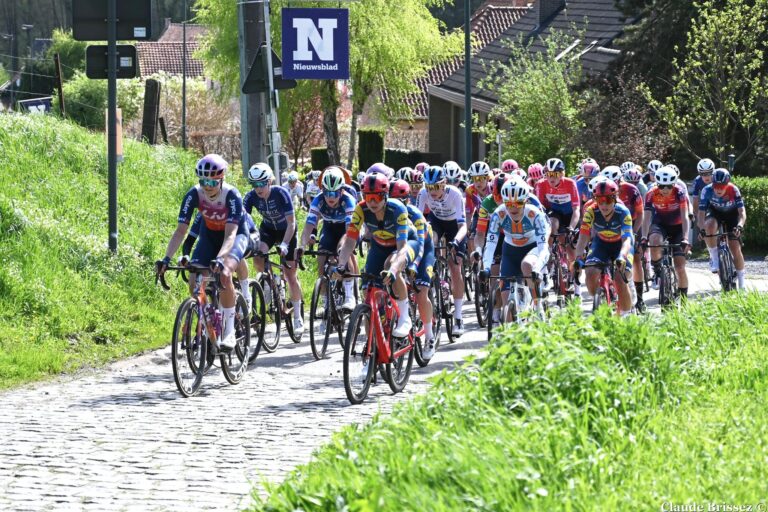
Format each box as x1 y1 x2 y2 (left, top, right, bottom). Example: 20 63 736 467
136 42 205 78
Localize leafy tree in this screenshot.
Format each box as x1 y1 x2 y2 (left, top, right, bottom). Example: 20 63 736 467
53 71 143 130
278 81 324 166
46 29 86 80
478 31 586 168
640 0 768 168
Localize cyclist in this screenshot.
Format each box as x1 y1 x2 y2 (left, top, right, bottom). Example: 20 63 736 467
692 158 716 214
443 161 468 193
466 161 493 254
390 179 438 359
641 165 691 298
406 167 424 204
480 179 551 311
156 154 246 350
501 159 519 173
367 162 394 180
297 167 358 314
624 165 647 198
334 173 416 338
418 165 469 335
472 172 508 322
572 179 635 317
305 170 322 209
698 169 747 288
395 167 412 181
286 171 304 210
244 162 305 335
527 162 544 189
535 157 581 291
644 160 663 186
577 161 600 206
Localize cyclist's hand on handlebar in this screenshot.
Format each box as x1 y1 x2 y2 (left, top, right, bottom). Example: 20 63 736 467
471 249 481 262
177 254 190 267
478 269 490 282
295 247 304 261
615 256 627 271
448 239 460 253
278 242 289 258
330 263 347 279
732 225 744 237
155 256 171 276
210 258 225 274
380 269 395 286
406 264 418 280
571 258 585 273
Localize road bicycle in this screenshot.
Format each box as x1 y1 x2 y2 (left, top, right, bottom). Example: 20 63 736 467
432 242 456 342
548 230 576 308
576 260 629 314
157 264 251 397
646 242 684 307
462 253 474 303
472 256 489 328
498 274 546 326
408 274 440 368
702 226 741 292
342 272 415 405
252 250 303 352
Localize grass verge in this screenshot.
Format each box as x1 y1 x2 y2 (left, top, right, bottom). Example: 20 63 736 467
252 291 768 510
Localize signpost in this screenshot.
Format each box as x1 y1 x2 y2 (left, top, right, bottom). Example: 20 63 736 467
85 45 138 79
281 8 350 80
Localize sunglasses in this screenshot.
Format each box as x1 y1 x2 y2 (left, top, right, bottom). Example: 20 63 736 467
251 180 270 188
426 183 445 192
199 178 221 187
659 184 674 190
409 181 423 187
472 176 488 182
595 196 616 205
504 200 526 208
364 193 386 203
324 190 341 199
546 171 563 178
700 172 713 177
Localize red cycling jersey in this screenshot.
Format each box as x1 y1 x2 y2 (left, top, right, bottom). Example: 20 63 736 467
644 184 688 226
535 178 580 215
619 182 643 222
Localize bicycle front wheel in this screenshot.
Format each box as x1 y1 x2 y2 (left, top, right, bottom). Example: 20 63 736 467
171 298 206 397
386 332 414 394
501 298 518 325
248 279 265 364
474 272 488 328
718 246 736 292
343 304 376 405
259 275 281 353
592 286 606 313
309 277 331 360
220 293 251 385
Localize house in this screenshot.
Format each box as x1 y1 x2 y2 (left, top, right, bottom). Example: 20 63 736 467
428 0 637 164
136 20 207 78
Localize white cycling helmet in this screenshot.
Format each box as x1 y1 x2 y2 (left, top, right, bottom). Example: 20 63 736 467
287 171 299 182
665 163 680 177
395 167 412 181
588 175 611 194
468 161 492 177
443 161 462 181
321 167 346 191
646 159 663 173
620 161 636 173
500 178 530 203
247 162 274 185
356 171 366 182
510 168 527 181
310 170 321 180
600 165 623 184
654 166 678 185
697 158 716 174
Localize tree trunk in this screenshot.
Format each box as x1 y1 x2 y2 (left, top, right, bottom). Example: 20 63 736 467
347 111 358 170
321 80 340 165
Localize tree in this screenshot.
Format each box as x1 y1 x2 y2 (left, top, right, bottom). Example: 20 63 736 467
279 81 324 166
194 0 462 166
478 31 586 168
640 0 768 168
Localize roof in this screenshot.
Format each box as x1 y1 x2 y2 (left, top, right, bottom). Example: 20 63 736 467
136 42 205 78
435 0 636 105
158 22 208 42
402 2 530 119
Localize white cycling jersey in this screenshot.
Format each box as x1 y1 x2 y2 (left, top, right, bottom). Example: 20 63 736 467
416 185 466 223
482 203 551 272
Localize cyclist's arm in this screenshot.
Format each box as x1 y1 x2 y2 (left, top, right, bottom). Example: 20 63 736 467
217 222 239 259
680 209 690 244
482 211 501 270
164 222 190 261
455 221 468 244
282 213 296 247
641 210 652 240
573 207 593 257
568 204 581 230
737 206 747 230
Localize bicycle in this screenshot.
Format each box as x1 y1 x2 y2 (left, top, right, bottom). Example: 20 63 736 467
646 242 684 307
548 230 576 308
157 264 251 397
702 226 741 292
472 256 489 328
432 243 456 342
253 250 304 352
342 272 416 405
408 273 441 368
497 274 546 326
299 248 353 360
575 260 629 313
462 253 474 303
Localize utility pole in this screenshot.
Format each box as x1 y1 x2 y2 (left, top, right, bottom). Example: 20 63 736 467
238 0 267 175
464 0 472 169
107 0 118 252
53 53 65 116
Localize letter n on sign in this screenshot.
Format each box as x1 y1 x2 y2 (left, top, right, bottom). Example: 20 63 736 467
282 8 349 80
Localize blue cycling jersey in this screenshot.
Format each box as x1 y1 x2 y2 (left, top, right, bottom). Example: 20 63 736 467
347 198 410 248
178 183 243 231
243 186 294 230
307 191 356 226
576 177 592 204
698 183 744 212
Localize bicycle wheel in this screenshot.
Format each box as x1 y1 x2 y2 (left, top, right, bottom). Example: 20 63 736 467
333 279 347 349
592 286 607 313
343 304 376 405
411 296 428 368
386 330 414 394
248 280 265 364
463 261 474 303
501 297 518 324
474 272 488 328
658 265 674 307
284 281 304 344
718 245 736 292
486 284 498 342
171 298 206 397
220 294 251 385
309 277 331 360
259 275 281 353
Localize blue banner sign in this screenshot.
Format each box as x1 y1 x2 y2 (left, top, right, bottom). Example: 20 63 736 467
282 8 349 80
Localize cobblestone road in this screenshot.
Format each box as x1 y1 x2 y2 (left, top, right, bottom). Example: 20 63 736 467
1 269 765 511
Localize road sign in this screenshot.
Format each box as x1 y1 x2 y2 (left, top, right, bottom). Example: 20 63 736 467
86 45 138 79
73 0 158 41
242 45 297 94
17 97 52 114
282 8 349 80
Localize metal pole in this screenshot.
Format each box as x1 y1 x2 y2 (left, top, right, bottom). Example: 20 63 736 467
464 0 472 169
238 0 267 176
496 132 502 168
262 0 282 184
107 0 118 252
182 0 187 149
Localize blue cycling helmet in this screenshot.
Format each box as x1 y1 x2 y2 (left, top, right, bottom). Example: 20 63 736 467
424 165 446 185
712 168 731 185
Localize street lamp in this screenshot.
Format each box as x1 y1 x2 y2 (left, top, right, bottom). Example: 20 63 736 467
21 24 34 58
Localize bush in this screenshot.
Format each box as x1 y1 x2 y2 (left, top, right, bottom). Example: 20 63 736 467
46 29 87 81
310 147 330 171
54 72 143 130
384 148 412 170
732 176 768 249
358 128 385 172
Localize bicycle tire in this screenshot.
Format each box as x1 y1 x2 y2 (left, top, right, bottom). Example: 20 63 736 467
428 285 443 351
474 271 488 328
592 286 606 313
309 277 330 360
343 304 376 405
248 280 265 364
259 275 281 353
171 298 206 397
486 284 497 342
411 296 428 368
220 293 251 385
718 244 736 292
658 264 674 307
501 297 518 325
463 261 474 303
386 331 414 394
334 279 347 349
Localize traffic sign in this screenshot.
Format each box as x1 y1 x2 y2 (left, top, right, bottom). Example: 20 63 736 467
242 45 297 94
73 0 158 41
85 45 138 79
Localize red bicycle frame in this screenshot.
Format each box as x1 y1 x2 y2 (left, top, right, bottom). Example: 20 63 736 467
363 283 413 365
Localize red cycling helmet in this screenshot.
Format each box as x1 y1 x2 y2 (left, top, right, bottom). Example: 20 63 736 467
389 179 411 199
501 159 519 172
362 173 390 194
527 163 544 181
592 179 619 197
414 162 429 173
491 172 509 203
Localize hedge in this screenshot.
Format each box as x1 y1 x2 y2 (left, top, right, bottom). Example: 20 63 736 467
384 148 444 169
358 128 385 172
310 147 330 171
732 176 768 249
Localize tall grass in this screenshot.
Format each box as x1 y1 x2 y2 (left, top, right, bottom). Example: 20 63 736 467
0 114 317 389
253 292 768 510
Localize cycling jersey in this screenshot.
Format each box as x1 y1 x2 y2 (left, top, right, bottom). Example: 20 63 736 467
476 195 500 237
347 198 410 248
189 211 255 238
346 182 361 201
644 184 688 226
448 179 469 193
482 203 551 271
306 191 356 226
286 182 304 206
465 182 491 219
580 202 634 244
178 183 244 231
634 180 648 198
619 182 643 222
692 175 711 199
535 177 580 215
576 177 591 204
698 183 744 212
305 181 322 203
405 203 429 267
416 185 466 223
243 186 294 230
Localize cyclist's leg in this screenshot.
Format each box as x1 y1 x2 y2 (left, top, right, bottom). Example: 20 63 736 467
547 212 560 250
282 229 303 313
415 236 436 342
632 235 645 307
605 242 633 314
583 242 606 297
668 225 688 294
703 210 720 272
443 220 466 319
520 243 548 301
230 232 252 308
722 210 745 283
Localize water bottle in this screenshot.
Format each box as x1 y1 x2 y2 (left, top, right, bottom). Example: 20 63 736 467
212 309 223 338
203 304 218 340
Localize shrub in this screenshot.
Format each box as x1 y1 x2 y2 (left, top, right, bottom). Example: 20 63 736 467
358 128 385 172
732 176 768 249
310 147 330 171
384 148 412 170
53 72 143 130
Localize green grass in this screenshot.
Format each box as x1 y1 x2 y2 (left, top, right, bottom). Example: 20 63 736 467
252 292 768 510
0 114 318 389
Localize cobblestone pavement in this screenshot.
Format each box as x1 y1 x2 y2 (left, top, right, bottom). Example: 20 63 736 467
1 269 765 512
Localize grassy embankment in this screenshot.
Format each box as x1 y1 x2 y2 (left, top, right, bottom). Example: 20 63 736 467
253 291 768 510
0 114 317 389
